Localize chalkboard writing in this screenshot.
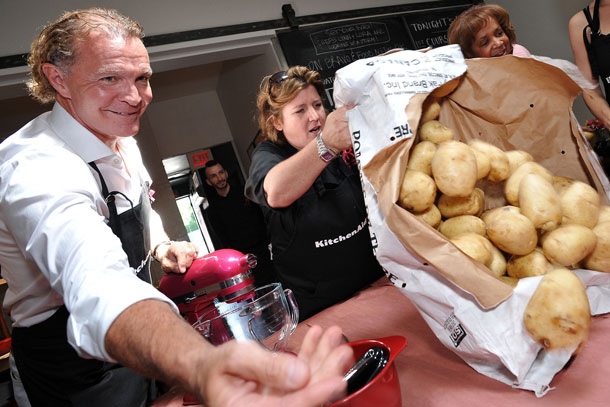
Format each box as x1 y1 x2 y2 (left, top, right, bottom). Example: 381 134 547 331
406 9 462 49
276 2 474 107
277 16 410 108
310 22 392 54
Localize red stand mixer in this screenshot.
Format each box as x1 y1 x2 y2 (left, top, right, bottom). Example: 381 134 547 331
158 249 406 406
158 248 258 406
158 248 257 327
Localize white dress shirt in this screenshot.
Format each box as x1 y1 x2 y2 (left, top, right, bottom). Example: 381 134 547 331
0 103 177 361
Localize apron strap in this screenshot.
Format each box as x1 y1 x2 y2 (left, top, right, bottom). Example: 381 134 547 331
88 161 151 281
89 161 121 237
583 2 601 78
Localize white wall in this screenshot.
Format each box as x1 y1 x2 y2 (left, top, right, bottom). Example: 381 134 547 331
217 51 282 174
146 91 233 159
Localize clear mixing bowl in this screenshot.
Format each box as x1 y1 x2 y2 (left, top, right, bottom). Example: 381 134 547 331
193 282 299 351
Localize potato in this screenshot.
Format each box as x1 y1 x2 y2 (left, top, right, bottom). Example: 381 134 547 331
431 141 477 197
584 221 610 272
518 173 562 231
471 148 491 180
480 205 520 224
598 205 610 224
439 215 486 239
485 210 538 255
541 224 597 266
560 181 600 228
523 268 590 351
450 233 492 266
552 175 575 196
420 120 454 144
431 76 461 97
398 169 437 212
407 141 436 176
504 161 553 206
468 140 510 183
412 204 442 229
506 150 533 174
437 188 484 218
487 242 508 278
420 97 441 124
462 233 507 277
507 248 551 279
500 275 519 287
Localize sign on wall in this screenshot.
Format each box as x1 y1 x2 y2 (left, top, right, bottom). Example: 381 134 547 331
187 148 214 171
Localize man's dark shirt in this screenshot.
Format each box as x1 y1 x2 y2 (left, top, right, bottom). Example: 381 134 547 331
206 185 268 252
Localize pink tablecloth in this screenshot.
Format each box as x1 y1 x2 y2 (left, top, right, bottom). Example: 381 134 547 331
287 278 610 407
153 277 610 406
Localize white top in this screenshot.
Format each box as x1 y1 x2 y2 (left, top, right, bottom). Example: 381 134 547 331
0 103 177 361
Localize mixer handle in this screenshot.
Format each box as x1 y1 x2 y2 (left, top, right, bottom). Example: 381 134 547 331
284 288 299 334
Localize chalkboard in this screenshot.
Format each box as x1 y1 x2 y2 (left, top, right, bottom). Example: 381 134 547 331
277 16 411 106
276 1 476 107
406 8 463 49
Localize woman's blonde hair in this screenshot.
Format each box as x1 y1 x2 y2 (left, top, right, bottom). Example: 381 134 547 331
447 4 517 59
256 66 325 144
27 8 144 104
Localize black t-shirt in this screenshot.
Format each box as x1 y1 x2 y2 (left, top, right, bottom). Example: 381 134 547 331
206 185 268 252
245 141 359 253
245 140 383 320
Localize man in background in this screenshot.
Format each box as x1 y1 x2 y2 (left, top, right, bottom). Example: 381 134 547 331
204 160 277 286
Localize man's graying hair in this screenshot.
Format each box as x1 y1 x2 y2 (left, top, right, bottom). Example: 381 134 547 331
27 8 144 104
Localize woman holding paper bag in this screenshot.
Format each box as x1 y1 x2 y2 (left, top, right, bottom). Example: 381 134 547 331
245 66 383 321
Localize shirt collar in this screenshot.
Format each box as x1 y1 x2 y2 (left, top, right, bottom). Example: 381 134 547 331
48 102 120 163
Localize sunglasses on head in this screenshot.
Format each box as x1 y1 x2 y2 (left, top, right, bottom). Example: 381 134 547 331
267 70 306 93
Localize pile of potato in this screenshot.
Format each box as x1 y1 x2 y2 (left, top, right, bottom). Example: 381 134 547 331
398 92 610 350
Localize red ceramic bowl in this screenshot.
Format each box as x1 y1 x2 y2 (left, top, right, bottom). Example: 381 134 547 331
329 335 407 407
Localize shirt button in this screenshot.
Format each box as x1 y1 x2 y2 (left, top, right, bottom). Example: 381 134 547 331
113 158 121 165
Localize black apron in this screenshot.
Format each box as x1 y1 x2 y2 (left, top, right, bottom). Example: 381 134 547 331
583 0 610 104
271 159 382 321
11 162 155 407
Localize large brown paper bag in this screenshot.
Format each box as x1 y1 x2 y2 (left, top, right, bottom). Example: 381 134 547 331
333 45 610 396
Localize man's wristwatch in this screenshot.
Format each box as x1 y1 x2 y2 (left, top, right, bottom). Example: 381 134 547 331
316 133 337 163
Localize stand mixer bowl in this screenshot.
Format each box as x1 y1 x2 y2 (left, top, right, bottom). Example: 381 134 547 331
193 282 299 351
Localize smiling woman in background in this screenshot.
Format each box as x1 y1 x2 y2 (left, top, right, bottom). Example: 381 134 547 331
447 4 531 58
245 66 383 321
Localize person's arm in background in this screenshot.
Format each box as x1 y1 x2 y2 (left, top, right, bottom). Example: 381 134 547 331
569 9 610 128
106 300 352 406
264 106 353 208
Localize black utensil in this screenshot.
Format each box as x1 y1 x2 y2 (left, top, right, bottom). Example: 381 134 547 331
343 346 389 395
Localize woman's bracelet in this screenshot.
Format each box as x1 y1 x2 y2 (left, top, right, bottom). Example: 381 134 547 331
151 240 173 262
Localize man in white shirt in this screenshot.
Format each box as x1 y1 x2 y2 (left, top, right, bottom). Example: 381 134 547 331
0 8 351 407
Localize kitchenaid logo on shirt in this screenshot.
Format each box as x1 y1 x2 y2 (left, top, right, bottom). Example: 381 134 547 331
314 219 367 248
